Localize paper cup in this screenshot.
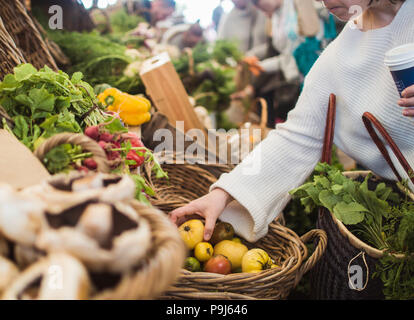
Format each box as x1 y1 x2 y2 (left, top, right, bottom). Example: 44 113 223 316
384 43 414 97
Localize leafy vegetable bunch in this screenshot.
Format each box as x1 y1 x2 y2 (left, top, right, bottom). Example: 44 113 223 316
48 31 144 94
0 64 106 150
173 40 243 115
290 162 414 299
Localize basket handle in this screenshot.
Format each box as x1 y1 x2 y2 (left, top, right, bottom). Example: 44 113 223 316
34 132 110 173
362 112 414 184
243 97 268 130
297 229 328 277
321 94 337 164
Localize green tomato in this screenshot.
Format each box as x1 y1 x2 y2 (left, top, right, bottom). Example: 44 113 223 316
184 257 201 272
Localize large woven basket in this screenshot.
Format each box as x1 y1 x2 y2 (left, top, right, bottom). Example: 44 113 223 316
310 104 411 300
0 0 57 71
146 157 327 299
311 171 411 300
0 16 26 80
162 225 326 300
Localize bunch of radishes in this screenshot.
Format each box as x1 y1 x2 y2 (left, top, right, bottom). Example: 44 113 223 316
82 125 146 172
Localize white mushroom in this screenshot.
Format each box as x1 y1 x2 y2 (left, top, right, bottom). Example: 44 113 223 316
2 253 90 300
21 173 136 213
0 185 45 246
36 201 151 274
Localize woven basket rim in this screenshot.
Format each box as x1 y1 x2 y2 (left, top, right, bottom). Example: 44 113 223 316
330 170 411 259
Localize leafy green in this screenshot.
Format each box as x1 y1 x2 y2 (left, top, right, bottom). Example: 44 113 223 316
0 64 107 150
291 162 414 299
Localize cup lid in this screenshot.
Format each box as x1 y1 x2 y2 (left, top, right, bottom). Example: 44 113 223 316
384 43 414 67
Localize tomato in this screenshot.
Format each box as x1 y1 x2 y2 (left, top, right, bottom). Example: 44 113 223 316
194 242 213 262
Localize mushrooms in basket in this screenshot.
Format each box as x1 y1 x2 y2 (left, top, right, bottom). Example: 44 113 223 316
2 253 90 300
36 200 152 274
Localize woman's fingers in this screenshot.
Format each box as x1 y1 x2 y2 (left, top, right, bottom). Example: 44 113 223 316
169 204 199 224
402 108 414 117
398 97 414 108
203 214 218 241
402 86 414 98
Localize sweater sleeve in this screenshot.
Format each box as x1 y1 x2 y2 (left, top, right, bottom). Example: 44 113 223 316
210 60 333 242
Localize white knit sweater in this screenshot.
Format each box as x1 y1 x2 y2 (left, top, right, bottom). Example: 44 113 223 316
211 0 414 243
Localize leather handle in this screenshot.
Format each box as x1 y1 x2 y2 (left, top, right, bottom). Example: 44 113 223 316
321 94 337 164
362 112 414 184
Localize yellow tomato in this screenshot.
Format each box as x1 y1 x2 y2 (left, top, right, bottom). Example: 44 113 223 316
241 249 273 273
232 237 242 244
194 242 214 262
214 240 248 271
178 219 204 250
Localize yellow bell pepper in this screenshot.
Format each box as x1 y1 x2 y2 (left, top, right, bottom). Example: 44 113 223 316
98 88 151 126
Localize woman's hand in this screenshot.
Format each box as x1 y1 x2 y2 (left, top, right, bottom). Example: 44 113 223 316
398 85 414 116
169 188 233 241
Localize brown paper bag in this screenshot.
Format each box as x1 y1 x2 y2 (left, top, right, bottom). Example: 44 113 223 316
0 129 50 189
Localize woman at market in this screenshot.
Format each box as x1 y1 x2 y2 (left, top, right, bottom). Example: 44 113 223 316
232 0 336 126
170 0 414 243
217 0 267 54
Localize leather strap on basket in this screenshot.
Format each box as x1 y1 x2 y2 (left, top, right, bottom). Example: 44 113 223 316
321 94 337 164
362 112 414 184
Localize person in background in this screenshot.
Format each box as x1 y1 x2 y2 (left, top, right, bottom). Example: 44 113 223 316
233 0 336 126
161 22 205 51
212 0 225 32
217 0 267 54
124 0 176 27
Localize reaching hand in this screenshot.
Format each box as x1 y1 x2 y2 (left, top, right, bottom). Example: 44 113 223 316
169 188 233 241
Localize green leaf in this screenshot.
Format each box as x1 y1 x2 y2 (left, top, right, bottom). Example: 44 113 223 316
104 117 127 133
333 201 367 225
12 115 29 140
71 72 83 83
14 64 37 82
29 87 56 112
319 190 341 212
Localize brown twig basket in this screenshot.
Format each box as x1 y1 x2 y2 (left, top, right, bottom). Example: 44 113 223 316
0 16 26 80
92 200 187 299
34 132 111 173
162 225 327 300
145 156 327 299
0 0 58 71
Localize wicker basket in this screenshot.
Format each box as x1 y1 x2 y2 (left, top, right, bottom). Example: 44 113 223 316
34 132 111 173
0 0 57 71
0 16 26 79
310 105 412 299
146 160 218 213
311 171 411 300
145 155 327 299
162 225 326 300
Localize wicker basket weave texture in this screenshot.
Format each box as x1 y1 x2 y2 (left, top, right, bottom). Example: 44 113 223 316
0 0 57 71
0 16 26 80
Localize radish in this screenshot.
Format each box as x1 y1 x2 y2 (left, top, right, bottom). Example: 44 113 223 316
85 126 100 141
100 132 114 142
83 158 97 170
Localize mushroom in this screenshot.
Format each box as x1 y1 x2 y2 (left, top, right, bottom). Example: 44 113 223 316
2 253 90 300
35 201 151 274
21 172 136 213
0 256 19 295
0 236 9 257
14 244 45 270
0 184 45 246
